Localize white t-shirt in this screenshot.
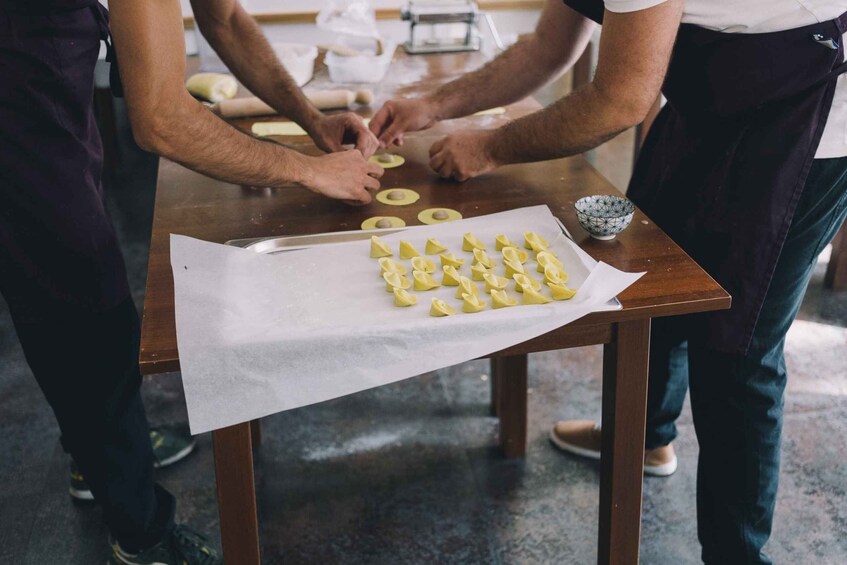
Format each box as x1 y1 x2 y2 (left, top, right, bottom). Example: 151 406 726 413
603 0 847 158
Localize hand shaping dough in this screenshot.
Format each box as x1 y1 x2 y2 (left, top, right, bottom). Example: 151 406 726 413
461 293 487 313
548 281 577 300
369 154 405 168
370 236 392 258
413 270 441 291
399 240 422 259
430 298 457 317
418 208 463 225
491 289 518 309
376 188 420 206
251 122 308 137
425 238 448 255
362 216 406 230
393 288 418 307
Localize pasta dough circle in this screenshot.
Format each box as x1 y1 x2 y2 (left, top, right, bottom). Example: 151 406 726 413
361 216 406 230
369 154 405 168
375 188 420 206
251 121 308 136
418 208 463 225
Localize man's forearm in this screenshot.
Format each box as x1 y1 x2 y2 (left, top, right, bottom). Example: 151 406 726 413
429 1 594 120
194 1 322 130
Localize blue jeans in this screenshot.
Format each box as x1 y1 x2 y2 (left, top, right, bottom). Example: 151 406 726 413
643 157 847 564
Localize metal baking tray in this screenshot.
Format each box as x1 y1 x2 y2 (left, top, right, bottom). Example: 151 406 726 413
226 216 575 255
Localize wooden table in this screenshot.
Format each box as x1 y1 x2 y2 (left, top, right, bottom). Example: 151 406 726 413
141 51 729 564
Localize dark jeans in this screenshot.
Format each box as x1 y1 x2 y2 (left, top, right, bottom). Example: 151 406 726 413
644 157 847 564
0 4 174 553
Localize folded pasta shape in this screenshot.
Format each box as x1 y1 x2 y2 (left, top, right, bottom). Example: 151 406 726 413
461 292 487 313
483 273 509 293
543 265 568 285
536 251 563 273
399 240 421 259
470 263 492 281
370 236 393 258
413 270 441 290
440 252 466 269
425 238 448 255
442 265 462 286
501 246 529 264
548 281 577 300
472 248 496 269
430 298 457 317
524 231 550 252
495 234 515 251
522 287 552 305
513 273 542 293
393 288 418 306
454 276 479 299
462 232 487 252
383 272 411 292
491 289 518 309
378 257 407 276
411 256 436 274
504 259 526 278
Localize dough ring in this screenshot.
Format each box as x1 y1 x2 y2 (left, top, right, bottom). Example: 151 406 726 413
369 154 405 168
361 216 406 230
418 208 462 224
376 188 420 206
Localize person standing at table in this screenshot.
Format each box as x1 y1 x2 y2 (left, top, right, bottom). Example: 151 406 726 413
0 0 383 562
370 0 847 562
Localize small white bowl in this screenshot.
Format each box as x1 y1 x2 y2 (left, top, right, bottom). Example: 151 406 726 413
574 195 635 240
325 40 395 84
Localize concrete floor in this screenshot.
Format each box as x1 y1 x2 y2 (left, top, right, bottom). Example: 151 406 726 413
1 94 846 564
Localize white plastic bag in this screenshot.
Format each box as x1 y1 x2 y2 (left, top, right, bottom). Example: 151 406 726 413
316 0 379 39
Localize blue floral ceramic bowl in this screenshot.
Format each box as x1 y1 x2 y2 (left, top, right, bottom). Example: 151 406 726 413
574 195 635 240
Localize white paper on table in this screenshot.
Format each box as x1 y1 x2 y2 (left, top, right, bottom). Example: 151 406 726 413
171 205 644 434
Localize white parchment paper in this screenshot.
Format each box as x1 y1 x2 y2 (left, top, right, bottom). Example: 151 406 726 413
171 205 644 434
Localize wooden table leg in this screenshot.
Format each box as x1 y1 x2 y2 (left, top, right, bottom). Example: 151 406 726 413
598 319 651 565
213 422 261 565
490 366 501 417
492 355 528 458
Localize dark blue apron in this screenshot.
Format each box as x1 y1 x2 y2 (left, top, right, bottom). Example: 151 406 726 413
0 0 128 319
564 0 847 353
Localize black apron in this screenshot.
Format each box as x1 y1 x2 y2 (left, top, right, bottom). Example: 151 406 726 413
564 0 847 354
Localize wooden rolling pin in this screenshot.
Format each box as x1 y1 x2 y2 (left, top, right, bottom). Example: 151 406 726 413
211 89 374 118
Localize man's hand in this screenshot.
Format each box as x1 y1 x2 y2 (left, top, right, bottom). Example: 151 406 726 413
300 150 384 204
429 130 499 182
309 113 379 157
370 98 439 147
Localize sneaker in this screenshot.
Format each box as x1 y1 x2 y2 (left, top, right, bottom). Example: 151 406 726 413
69 423 197 501
108 524 221 565
549 419 678 477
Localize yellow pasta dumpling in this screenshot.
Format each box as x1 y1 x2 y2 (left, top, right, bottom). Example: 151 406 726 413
522 287 552 305
472 248 496 269
461 293 487 313
513 273 542 293
543 265 568 285
383 272 411 292
411 256 436 274
504 259 526 278
470 262 491 281
536 251 564 273
454 276 479 299
462 232 486 252
495 234 515 251
491 289 518 309
502 246 529 264
483 273 509 293
393 288 418 307
548 282 577 300
425 238 448 255
442 265 462 286
413 270 441 291
440 252 465 269
370 236 392 258
399 240 421 259
378 257 407 276
430 298 457 317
